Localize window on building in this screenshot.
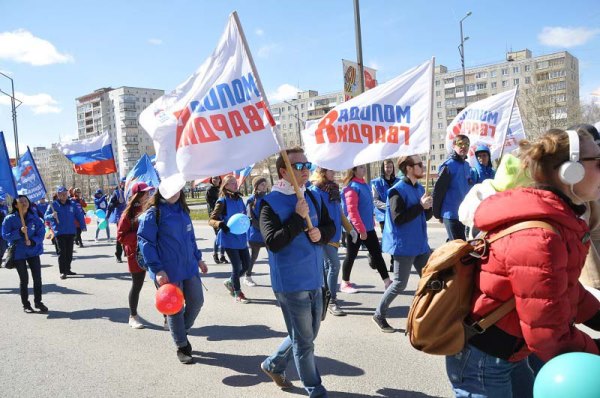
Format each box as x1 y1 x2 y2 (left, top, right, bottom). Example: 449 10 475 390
502 68 509 76
525 65 531 72
431 154 436 160
514 78 520 85
476 83 487 90
437 112 442 118
502 80 508 87
491 82 497 89
142 98 146 103
440 143 445 149
437 123 443 129
431 165 436 171
525 76 531 84
301 103 305 109
431 144 435 150
436 101 441 108
536 61 549 69
435 80 440 86
490 70 497 78
475 72 487 79
440 154 445 160
435 90 441 97
513 66 520 73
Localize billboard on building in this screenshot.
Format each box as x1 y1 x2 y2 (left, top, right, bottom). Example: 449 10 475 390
343 59 377 101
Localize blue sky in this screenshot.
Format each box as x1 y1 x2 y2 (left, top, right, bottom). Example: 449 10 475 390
0 0 599 157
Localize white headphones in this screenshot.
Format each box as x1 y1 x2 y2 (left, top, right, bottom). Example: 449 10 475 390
558 129 585 185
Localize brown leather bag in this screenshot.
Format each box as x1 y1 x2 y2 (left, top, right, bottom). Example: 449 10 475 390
406 221 557 356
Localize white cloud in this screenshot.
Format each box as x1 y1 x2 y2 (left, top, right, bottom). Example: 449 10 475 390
268 84 300 102
255 28 264 37
538 26 600 48
593 86 600 97
148 38 163 45
367 60 380 71
257 43 279 58
0 91 61 114
0 29 73 66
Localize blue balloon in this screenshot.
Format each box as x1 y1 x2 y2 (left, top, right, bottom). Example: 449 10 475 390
95 209 106 219
226 213 250 235
86 210 95 218
98 219 108 230
534 352 600 398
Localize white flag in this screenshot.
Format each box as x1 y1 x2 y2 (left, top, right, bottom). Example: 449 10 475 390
139 13 280 198
302 59 434 171
445 88 518 165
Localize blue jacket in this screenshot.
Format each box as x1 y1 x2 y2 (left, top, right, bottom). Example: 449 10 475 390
2 210 45 260
382 180 430 256
436 154 472 220
44 199 86 236
94 195 108 211
137 201 202 283
472 145 496 184
246 194 265 244
108 189 126 224
309 185 343 243
215 196 248 249
371 176 400 222
35 202 49 219
262 190 323 293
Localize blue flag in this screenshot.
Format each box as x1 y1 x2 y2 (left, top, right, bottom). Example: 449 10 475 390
0 131 17 198
125 153 161 199
12 146 47 202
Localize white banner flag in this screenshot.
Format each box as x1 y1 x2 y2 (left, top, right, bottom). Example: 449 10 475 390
302 59 434 171
445 88 518 165
139 13 280 198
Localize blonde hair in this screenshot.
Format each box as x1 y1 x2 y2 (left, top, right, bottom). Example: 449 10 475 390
519 128 593 185
342 168 356 186
219 175 237 197
312 167 330 186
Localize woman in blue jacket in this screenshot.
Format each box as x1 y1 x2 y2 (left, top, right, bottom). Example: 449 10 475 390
2 195 47 313
244 176 268 287
137 187 208 364
209 175 251 304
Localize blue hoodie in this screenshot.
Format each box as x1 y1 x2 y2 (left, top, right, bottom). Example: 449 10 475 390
137 201 202 283
2 210 45 260
472 145 496 184
44 198 86 236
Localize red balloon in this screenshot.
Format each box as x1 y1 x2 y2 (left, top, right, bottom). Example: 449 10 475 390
155 284 184 315
84 216 92 225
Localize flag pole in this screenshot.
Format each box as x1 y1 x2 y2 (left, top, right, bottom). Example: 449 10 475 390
232 11 313 228
496 86 519 166
425 57 435 194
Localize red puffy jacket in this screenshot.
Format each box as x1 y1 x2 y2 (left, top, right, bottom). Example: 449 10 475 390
472 187 600 362
116 205 144 273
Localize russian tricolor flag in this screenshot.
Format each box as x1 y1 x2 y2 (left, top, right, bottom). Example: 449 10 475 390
58 132 117 175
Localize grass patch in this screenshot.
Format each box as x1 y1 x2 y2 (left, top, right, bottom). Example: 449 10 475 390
190 209 209 221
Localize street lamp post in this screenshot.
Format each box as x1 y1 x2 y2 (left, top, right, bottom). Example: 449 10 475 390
0 71 21 160
458 11 472 108
283 100 303 146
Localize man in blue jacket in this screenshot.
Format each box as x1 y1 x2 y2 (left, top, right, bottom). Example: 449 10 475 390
45 186 86 279
107 178 126 262
432 134 473 240
374 155 432 333
259 147 334 397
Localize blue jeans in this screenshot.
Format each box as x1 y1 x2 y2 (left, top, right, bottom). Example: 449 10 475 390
225 248 250 292
443 218 466 241
375 252 429 318
446 344 534 398
167 274 204 348
322 244 341 300
263 289 327 398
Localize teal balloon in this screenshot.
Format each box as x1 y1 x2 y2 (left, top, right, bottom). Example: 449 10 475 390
226 213 250 235
86 210 95 218
98 219 108 230
95 209 106 219
534 352 600 398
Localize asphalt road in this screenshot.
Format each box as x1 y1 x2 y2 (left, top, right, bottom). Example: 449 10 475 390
0 222 453 398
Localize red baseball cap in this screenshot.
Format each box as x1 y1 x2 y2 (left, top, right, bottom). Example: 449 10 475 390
131 182 154 195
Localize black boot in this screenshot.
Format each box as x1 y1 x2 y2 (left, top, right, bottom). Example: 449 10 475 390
220 254 229 264
176 341 193 364
213 253 221 264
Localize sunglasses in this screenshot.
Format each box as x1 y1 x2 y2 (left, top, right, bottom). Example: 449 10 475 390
580 156 600 162
291 162 312 171
454 142 470 148
408 162 424 168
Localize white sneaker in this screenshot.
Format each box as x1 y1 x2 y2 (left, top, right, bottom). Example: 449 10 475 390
94 238 99 243
340 281 358 294
129 315 144 329
244 276 257 287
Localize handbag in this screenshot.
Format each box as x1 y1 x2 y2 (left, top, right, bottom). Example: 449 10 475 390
3 244 16 269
